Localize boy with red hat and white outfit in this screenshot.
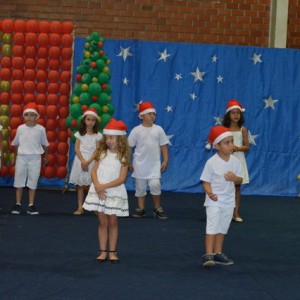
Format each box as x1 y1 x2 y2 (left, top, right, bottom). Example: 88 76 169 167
128 101 169 219
11 103 49 215
200 126 243 267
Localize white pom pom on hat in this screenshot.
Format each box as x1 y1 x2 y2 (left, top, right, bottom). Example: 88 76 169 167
205 126 233 149
138 101 156 117
226 99 245 113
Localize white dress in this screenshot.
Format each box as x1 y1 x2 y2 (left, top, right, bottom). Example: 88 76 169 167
83 150 129 217
69 132 102 186
232 128 249 184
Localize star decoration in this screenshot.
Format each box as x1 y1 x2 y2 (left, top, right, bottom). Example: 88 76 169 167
158 49 171 62
217 75 223 83
134 101 142 112
248 130 258 146
190 93 197 101
190 67 206 82
263 95 278 110
214 116 223 125
211 55 218 63
123 77 129 85
251 53 262 65
165 105 173 112
167 134 174 146
117 46 133 61
175 73 183 80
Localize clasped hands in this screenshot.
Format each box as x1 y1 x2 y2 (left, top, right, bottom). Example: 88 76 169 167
94 183 107 200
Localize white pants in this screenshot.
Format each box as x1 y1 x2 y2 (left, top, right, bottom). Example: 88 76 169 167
135 178 161 197
14 155 41 190
206 206 234 235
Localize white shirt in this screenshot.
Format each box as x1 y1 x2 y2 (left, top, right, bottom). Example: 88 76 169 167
128 124 168 179
75 131 102 155
12 124 49 155
200 153 242 208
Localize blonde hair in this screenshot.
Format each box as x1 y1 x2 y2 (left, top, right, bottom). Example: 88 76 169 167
95 135 131 166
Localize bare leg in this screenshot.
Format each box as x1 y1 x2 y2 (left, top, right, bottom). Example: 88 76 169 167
205 234 216 254
97 212 108 259
233 185 241 219
28 189 36 205
108 215 119 260
214 234 225 253
137 196 146 209
152 194 161 209
77 186 84 210
16 187 23 204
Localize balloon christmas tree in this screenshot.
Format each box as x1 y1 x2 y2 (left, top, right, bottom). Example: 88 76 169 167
67 32 114 140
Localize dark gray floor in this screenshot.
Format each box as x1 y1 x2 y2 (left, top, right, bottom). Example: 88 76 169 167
0 187 300 299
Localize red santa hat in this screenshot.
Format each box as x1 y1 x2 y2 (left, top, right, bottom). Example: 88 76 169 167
226 99 245 113
138 101 156 117
205 126 233 150
23 103 40 119
83 108 98 119
103 118 127 136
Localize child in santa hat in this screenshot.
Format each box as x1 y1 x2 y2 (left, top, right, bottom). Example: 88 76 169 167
11 103 49 215
222 99 249 222
128 101 169 219
201 126 243 267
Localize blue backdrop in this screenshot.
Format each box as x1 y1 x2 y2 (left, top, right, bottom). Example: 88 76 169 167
2 38 300 196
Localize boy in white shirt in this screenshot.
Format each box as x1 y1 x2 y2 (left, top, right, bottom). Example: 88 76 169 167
11 103 49 215
200 126 242 267
128 102 169 219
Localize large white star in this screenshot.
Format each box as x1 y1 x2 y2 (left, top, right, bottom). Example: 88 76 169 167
165 105 173 112
217 75 223 83
174 73 182 80
158 49 171 62
190 93 197 100
263 95 278 109
251 53 262 65
190 67 206 82
211 55 218 62
117 46 133 61
248 130 258 145
167 134 174 146
214 116 223 125
123 77 129 85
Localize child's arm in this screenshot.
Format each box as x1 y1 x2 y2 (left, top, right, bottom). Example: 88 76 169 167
235 127 249 152
11 145 18 165
202 181 218 201
74 139 88 171
42 145 49 166
160 144 168 172
224 172 243 185
85 140 100 166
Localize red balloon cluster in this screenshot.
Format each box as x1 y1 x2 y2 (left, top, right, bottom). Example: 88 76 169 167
0 19 74 180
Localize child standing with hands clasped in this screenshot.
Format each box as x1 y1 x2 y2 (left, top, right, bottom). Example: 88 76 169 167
83 118 130 263
11 103 49 215
128 101 169 219
201 126 243 267
69 109 102 215
222 99 249 223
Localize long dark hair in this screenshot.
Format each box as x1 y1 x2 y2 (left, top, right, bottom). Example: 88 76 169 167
78 115 99 135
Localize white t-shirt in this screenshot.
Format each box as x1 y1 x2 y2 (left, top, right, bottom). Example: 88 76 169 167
200 153 242 208
12 124 49 155
128 124 168 179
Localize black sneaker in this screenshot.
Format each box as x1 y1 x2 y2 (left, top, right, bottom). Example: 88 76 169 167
27 205 39 215
11 204 22 215
214 252 234 265
132 208 146 218
202 254 215 267
153 207 168 219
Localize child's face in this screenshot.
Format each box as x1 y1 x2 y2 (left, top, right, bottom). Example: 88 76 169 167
229 109 241 123
141 112 156 126
105 135 118 152
84 115 97 129
24 112 38 126
215 136 234 157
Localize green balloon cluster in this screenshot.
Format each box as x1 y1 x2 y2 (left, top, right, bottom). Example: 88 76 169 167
67 32 114 141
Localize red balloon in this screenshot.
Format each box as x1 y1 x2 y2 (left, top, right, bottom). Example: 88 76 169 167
36 70 47 82
59 95 69 106
2 19 14 33
62 22 74 34
47 105 58 119
0 92 11 105
59 83 70 95
12 57 24 69
14 20 26 33
50 21 62 34
48 83 59 94
25 33 38 46
11 93 23 104
9 166 15 177
11 80 23 93
48 142 57 154
46 119 58 131
47 154 56 166
36 58 48 70
39 21 50 33
37 47 48 58
48 59 61 70
61 59 71 71
60 71 71 83
61 34 73 47
10 104 23 117
0 68 12 81
10 117 23 129
61 48 72 60
49 33 61 46
1 57 12 68
37 105 46 118
56 166 67 178
25 58 36 69
0 165 9 177
59 107 69 118
12 69 24 80
13 33 25 45
37 33 49 47
57 131 68 142
10 129 17 140
47 130 58 142
58 119 68 131
44 166 55 178
36 118 46 127
23 93 35 104
57 142 69 155
36 82 47 93
26 20 39 33
48 70 60 83
49 47 61 59
23 81 36 93
47 94 58 105
56 154 68 166
13 45 25 57
25 46 37 58
24 69 36 81
36 94 47 105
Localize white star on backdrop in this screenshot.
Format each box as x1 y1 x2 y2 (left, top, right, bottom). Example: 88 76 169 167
214 116 223 125
165 105 173 112
117 46 133 61
190 67 206 82
190 93 197 101
158 49 171 62
167 134 174 146
263 95 278 109
211 55 218 62
122 77 129 85
248 130 258 145
174 73 183 80
133 101 142 112
251 53 262 65
217 75 223 83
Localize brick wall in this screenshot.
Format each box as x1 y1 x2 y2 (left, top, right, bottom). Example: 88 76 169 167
0 0 298 48
287 0 300 48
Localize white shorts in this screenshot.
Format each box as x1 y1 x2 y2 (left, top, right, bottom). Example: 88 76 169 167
14 155 41 190
206 206 234 235
135 178 161 197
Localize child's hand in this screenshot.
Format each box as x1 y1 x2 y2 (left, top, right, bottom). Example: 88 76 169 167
224 171 236 182
161 161 168 172
42 154 49 167
97 190 107 200
128 164 134 173
81 160 88 172
207 192 218 201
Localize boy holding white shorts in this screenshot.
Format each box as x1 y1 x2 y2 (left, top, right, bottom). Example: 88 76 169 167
11 103 49 215
200 126 242 267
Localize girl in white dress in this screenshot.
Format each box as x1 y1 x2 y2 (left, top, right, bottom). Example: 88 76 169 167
223 99 249 223
69 109 102 215
83 118 130 263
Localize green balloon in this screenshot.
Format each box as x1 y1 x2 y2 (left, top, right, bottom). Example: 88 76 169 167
90 40 98 49
98 72 109 84
76 65 86 75
89 103 102 115
96 59 106 71
99 113 112 129
79 92 92 106
91 51 100 61
105 84 112 95
83 58 91 68
106 102 114 115
88 82 101 96
88 68 99 78
91 32 100 41
81 73 92 84
70 103 83 118
98 92 108 105
77 115 83 127
66 115 77 130
74 83 82 95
